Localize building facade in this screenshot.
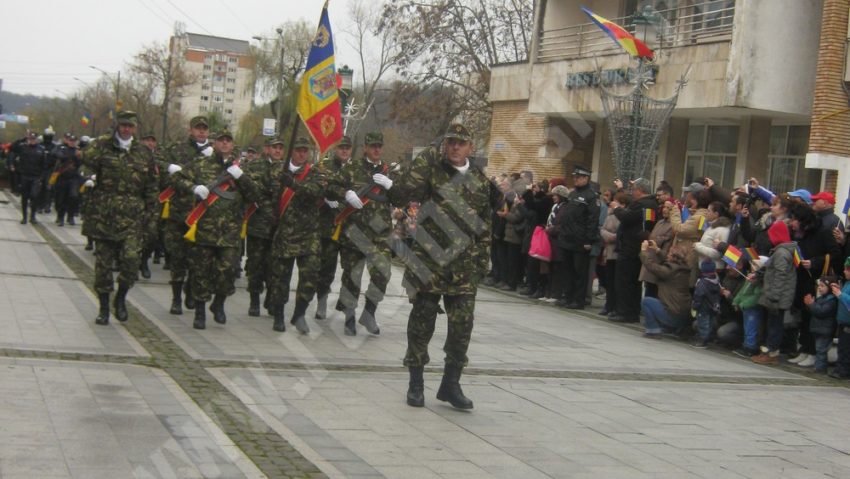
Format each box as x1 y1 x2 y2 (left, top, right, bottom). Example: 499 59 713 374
489 0 837 196
170 33 254 134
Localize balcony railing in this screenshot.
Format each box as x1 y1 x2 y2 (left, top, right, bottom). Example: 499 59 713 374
537 2 735 63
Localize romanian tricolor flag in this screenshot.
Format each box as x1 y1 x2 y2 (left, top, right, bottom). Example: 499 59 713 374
792 244 804 268
80 113 92 126
698 216 708 231
644 208 656 222
296 1 343 154
582 7 655 60
723 245 743 267
744 246 759 261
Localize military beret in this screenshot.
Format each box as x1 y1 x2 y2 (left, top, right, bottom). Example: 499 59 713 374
213 129 233 140
293 137 311 149
572 165 591 176
190 115 210 128
269 138 285 147
364 132 383 145
338 135 353 147
116 110 138 126
444 123 472 142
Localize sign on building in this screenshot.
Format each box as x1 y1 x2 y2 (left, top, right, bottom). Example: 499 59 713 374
262 118 276 136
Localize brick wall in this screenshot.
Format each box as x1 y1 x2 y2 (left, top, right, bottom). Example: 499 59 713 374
487 101 554 180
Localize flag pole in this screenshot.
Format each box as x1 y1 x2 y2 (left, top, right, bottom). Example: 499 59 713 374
284 118 301 163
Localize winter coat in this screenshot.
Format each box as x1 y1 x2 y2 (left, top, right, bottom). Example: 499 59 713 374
612 194 658 258
792 219 842 309
807 294 837 335
669 205 709 285
758 242 797 311
837 282 850 326
694 216 732 270
640 249 692 321
639 218 674 284
269 160 325 258
546 201 568 262
599 209 620 261
557 183 600 251
504 201 525 245
732 281 762 310
693 275 722 314
741 209 781 256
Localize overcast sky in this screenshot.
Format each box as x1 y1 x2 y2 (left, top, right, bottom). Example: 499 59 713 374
1 0 357 99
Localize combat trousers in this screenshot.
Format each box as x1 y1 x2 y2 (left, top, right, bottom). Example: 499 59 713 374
317 237 340 297
245 235 272 294
268 254 320 307
94 237 141 294
188 245 239 302
335 243 391 312
164 220 191 283
54 178 80 222
403 292 476 368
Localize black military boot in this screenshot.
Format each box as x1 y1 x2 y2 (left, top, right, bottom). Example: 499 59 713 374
114 284 130 322
94 293 110 325
29 212 38 225
273 305 286 332
358 300 380 335
85 238 94 251
193 301 206 330
184 282 195 310
343 309 356 336
436 364 474 410
56 213 64 227
406 366 425 407
248 292 261 317
139 254 151 279
169 281 183 315
290 298 310 334
314 293 328 319
20 204 28 224
210 294 227 324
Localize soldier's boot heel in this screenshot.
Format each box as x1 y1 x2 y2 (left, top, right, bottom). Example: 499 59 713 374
315 294 328 319
406 366 425 407
211 295 227 324
343 310 357 336
248 292 261 317
273 306 286 332
193 301 206 330
85 238 94 251
94 293 110 325
169 282 183 315
436 365 473 410
358 300 380 335
139 257 151 279
291 298 310 334
114 284 129 322
184 282 195 310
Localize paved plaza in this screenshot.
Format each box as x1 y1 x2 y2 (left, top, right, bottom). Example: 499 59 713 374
1 189 849 478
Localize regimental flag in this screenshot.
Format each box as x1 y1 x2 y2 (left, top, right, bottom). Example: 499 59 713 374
581 7 655 60
698 216 708 231
744 246 759 261
296 1 343 154
793 244 804 268
644 208 656 222
80 112 92 126
723 245 743 267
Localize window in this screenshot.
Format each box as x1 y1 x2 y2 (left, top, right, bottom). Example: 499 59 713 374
768 126 820 193
227 78 236 84
201 84 210 91
226 88 235 94
213 105 223 113
202 74 210 80
200 95 209 101
212 85 224 93
229 57 238 63
226 98 234 103
203 65 212 71
213 96 223 103
214 76 223 82
199 105 208 112
226 109 233 114
228 67 236 73
684 125 739 189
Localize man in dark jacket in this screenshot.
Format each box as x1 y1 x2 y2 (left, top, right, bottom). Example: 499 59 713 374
51 133 82 226
610 178 657 323
556 165 599 309
10 131 47 224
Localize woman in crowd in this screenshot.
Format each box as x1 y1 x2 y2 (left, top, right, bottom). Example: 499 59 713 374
599 190 626 315
640 191 675 298
545 185 570 301
639 242 692 339
694 201 732 272
668 188 711 286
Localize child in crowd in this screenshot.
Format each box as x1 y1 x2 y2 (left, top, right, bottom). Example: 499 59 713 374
752 221 797 365
731 278 763 357
691 259 722 348
829 258 850 379
803 276 837 373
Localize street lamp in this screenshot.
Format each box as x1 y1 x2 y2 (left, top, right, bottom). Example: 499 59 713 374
632 5 662 51
89 65 122 111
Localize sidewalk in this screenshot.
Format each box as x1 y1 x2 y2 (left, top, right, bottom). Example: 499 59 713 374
2 189 850 479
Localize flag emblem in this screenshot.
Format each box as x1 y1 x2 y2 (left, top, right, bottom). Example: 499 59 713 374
309 65 337 101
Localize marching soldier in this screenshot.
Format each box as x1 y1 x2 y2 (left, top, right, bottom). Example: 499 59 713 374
51 133 82 226
267 137 325 333
326 132 394 336
314 135 353 319
161 116 212 314
139 132 164 278
242 138 283 317
170 129 256 330
388 123 491 410
9 130 48 224
81 111 158 325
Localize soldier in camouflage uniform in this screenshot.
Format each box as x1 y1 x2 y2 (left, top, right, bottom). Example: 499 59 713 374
170 129 257 330
388 123 491 409
81 111 159 325
326 132 394 336
162 116 212 314
138 132 163 279
267 137 325 333
314 135 353 319
242 137 283 317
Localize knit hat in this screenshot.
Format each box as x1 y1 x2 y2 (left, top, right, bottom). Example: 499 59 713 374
844 256 850 269
699 259 716 276
550 185 570 199
767 220 791 247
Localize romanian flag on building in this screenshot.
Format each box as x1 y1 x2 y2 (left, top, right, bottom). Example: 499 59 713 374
581 7 655 60
296 1 343 154
723 245 743 267
793 244 804 268
644 208 656 222
80 113 92 126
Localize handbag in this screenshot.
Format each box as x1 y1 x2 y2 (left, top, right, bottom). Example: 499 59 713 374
528 225 552 262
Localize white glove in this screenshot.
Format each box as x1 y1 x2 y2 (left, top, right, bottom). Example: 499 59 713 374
372 173 393 190
91 174 96 181
84 179 95 188
345 190 363 209
226 164 243 179
193 185 210 200
201 145 214 157
324 199 339 209
167 164 182 174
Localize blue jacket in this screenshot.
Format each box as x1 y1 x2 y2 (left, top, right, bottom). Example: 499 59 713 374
693 275 721 314
837 282 850 326
807 294 837 335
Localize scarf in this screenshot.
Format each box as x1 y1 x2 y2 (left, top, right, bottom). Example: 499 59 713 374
115 133 133 151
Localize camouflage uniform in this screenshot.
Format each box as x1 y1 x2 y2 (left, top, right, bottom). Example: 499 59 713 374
242 153 278 301
315 143 351 300
325 134 394 326
82 122 158 296
388 124 491 409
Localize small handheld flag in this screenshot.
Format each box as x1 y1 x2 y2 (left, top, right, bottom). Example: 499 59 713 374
843 198 850 215
581 7 655 60
744 246 759 261
697 216 708 231
792 244 803 268
723 245 743 267
681 206 690 221
644 208 656 222
80 113 92 126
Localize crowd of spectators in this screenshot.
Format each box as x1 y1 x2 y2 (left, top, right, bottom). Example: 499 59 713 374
484 169 850 378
